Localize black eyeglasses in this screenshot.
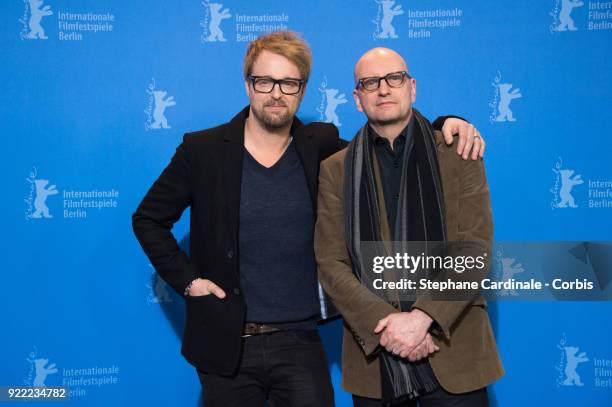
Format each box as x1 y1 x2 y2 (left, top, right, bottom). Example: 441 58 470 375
248 76 305 95
356 71 411 92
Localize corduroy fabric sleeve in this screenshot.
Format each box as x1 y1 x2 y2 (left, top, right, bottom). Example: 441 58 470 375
315 153 398 356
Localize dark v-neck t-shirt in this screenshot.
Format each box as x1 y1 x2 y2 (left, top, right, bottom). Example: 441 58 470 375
238 141 319 325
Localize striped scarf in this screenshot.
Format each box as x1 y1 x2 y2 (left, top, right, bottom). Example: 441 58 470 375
343 109 447 404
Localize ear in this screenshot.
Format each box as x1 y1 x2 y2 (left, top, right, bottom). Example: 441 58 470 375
295 82 308 103
410 78 417 103
244 79 251 98
352 88 363 112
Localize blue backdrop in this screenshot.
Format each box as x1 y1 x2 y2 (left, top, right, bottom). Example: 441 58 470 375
2 0 612 405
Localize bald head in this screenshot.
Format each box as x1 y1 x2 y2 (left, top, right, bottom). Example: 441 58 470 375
351 47 416 138
354 47 409 84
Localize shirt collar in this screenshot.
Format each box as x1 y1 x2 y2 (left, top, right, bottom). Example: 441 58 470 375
367 114 415 146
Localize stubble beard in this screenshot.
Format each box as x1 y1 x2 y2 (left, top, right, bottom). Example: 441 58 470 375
252 99 297 130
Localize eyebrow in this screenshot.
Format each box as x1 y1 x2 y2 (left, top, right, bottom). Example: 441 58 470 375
250 75 303 81
359 71 405 78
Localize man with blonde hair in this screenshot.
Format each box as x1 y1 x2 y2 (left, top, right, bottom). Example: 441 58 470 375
133 32 484 407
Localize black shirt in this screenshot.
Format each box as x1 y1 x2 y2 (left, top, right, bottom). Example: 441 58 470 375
369 117 415 236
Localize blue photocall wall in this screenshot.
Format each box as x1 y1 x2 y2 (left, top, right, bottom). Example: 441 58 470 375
2 0 611 406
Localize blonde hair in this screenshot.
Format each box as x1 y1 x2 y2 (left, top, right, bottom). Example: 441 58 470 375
243 30 312 82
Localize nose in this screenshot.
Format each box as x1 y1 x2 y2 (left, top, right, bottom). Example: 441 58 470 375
270 83 283 99
377 79 392 96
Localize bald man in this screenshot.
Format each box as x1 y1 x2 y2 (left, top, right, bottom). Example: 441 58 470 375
314 48 504 406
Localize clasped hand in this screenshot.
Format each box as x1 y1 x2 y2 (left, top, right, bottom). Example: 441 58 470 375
374 309 439 362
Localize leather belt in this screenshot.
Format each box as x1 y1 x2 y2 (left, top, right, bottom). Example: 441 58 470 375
243 323 280 336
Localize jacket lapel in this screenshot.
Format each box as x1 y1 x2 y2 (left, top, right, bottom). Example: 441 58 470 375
221 107 248 245
293 123 319 213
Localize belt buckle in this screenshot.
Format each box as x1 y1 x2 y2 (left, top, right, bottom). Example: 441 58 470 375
242 323 252 338
242 323 275 337
242 322 260 337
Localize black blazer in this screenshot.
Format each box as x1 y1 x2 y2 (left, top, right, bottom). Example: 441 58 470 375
132 106 346 375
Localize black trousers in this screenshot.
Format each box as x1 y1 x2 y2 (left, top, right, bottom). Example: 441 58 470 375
352 386 489 407
197 330 334 407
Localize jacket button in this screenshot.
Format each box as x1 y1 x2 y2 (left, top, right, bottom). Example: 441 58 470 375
233 288 240 295
227 250 234 259
391 301 400 309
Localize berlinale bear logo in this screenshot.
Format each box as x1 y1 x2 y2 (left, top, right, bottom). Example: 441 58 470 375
24 0 53 40
202 1 232 42
499 257 525 296
550 157 584 210
490 71 522 123
145 79 176 131
373 0 404 39
557 169 584 208
151 91 176 130
32 179 58 219
492 83 522 122
33 358 58 387
553 0 584 32
317 78 348 127
561 346 589 386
